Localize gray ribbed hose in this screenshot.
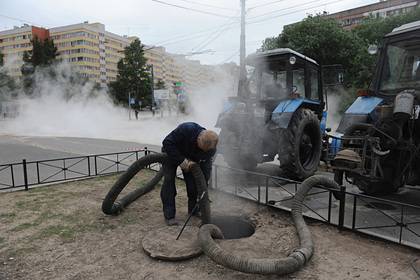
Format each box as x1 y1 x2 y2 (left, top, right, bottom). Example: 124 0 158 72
102 153 211 224
198 175 340 275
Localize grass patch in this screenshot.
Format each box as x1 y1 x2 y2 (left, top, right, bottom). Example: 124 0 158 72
4 246 35 258
9 222 40 232
14 201 26 208
0 212 16 224
28 186 57 195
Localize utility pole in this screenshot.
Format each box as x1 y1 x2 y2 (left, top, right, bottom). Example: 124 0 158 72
128 91 131 120
238 0 246 97
151 65 155 117
240 0 246 67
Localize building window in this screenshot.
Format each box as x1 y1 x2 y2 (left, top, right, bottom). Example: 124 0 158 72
353 17 362 24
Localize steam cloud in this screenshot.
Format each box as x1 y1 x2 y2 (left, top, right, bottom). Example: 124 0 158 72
0 61 232 146
325 92 342 133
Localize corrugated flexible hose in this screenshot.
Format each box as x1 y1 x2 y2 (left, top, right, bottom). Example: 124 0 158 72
102 153 211 224
102 153 338 275
198 175 340 275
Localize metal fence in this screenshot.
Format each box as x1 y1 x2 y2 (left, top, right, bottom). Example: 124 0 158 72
0 149 159 191
211 164 420 250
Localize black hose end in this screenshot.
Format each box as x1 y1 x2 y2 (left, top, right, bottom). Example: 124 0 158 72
114 201 124 214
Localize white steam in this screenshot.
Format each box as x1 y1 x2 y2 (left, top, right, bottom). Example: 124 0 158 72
325 89 345 133
1 62 233 145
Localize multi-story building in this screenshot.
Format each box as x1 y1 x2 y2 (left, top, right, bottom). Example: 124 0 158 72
50 22 130 86
0 24 49 80
0 21 217 94
324 0 420 29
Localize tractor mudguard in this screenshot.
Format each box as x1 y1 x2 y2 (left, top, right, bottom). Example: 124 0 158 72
336 96 383 133
215 101 233 127
271 99 321 129
219 101 232 115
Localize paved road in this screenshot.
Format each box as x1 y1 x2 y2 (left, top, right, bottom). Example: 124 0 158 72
0 135 161 165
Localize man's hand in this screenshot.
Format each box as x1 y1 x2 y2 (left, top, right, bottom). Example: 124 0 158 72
179 159 195 172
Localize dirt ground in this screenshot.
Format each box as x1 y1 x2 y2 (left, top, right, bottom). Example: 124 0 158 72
0 170 419 280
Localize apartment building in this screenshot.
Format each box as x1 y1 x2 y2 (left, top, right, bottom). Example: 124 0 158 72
49 22 130 86
0 22 216 94
325 0 420 29
0 24 49 80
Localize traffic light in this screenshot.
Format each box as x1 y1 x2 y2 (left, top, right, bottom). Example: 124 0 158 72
173 82 180 95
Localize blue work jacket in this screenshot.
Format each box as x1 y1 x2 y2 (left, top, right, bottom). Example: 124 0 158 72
162 122 216 183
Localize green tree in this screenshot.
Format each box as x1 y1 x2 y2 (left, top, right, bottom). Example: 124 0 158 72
109 39 152 107
155 78 166 89
260 14 362 87
0 51 18 102
21 35 57 69
0 68 17 101
21 35 58 94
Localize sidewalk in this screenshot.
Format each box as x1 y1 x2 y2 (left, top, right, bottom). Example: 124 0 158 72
131 109 182 119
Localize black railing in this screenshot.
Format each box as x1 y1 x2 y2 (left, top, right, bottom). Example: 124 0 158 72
0 149 157 191
211 164 420 250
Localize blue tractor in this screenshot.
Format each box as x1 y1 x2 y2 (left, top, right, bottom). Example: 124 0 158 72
332 21 420 195
215 48 332 180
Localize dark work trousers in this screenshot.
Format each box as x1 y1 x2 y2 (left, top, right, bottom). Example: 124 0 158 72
160 162 198 219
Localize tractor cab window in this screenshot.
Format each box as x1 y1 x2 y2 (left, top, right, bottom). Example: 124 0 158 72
292 60 306 97
379 38 420 94
245 59 287 99
261 60 287 99
308 67 320 101
245 64 258 98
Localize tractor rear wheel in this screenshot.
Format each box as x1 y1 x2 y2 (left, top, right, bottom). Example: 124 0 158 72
278 108 322 180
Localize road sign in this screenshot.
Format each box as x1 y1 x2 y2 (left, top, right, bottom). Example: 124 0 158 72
130 98 135 104
180 88 185 95
179 95 186 102
154 90 170 99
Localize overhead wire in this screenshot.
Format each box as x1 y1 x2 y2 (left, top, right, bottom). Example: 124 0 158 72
248 0 286 11
218 50 240 64
177 0 238 12
148 0 346 63
185 12 240 58
151 0 234 18
0 14 46 29
247 0 321 21
248 0 343 24
151 26 230 47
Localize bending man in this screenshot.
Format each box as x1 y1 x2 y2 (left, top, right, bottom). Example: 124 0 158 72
161 122 218 226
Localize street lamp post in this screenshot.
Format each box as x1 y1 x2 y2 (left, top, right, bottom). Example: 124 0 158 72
128 91 131 120
151 65 155 117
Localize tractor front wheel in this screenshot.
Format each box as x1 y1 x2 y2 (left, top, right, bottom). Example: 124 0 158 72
278 108 322 180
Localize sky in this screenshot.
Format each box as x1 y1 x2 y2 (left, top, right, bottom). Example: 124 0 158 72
0 0 380 65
